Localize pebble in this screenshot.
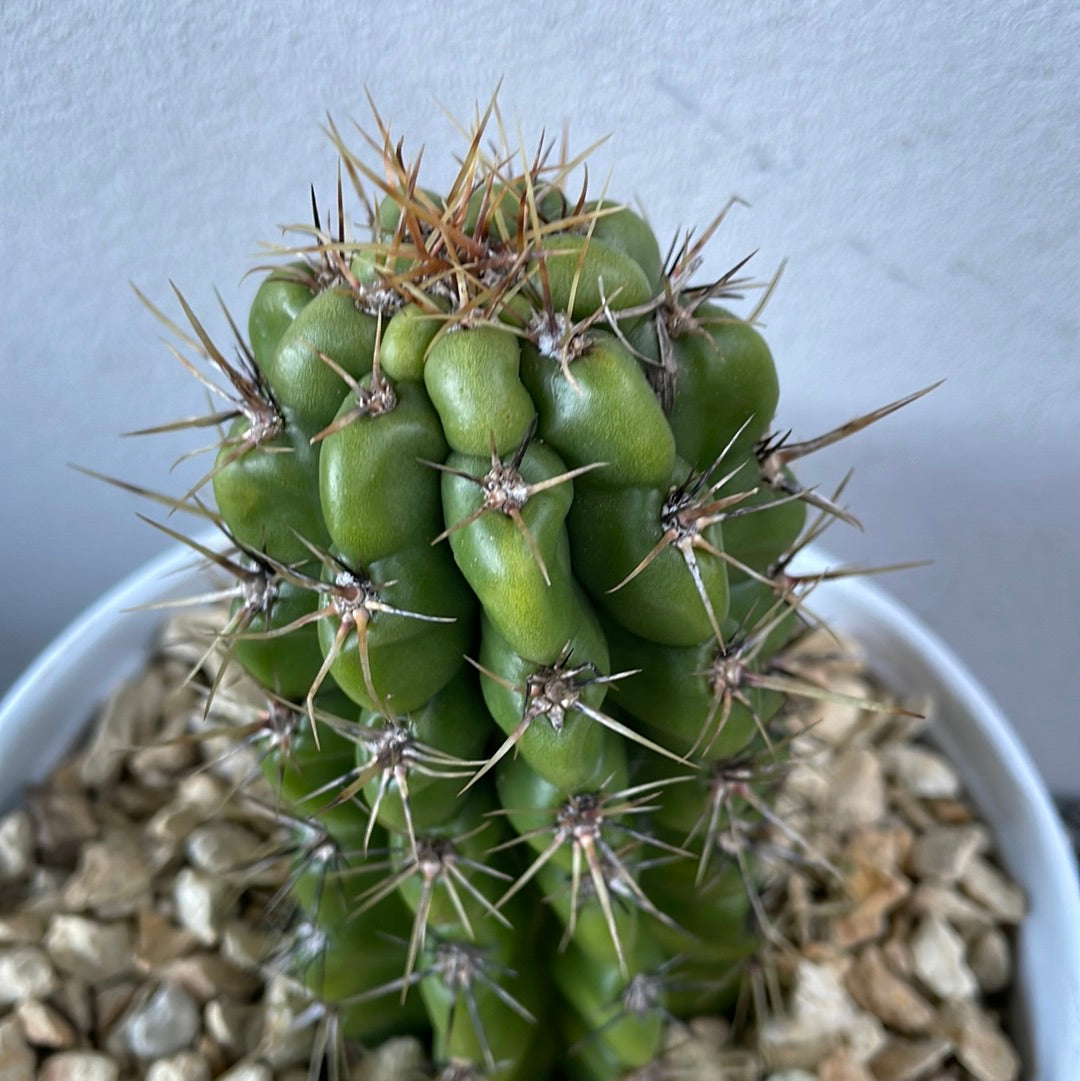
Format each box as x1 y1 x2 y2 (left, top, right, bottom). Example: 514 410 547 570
844 946 935 1034
881 745 961 799
145 802 210 862
145 1051 213 1081
45 915 134 981
61 836 153 914
353 1037 427 1081
24 868 68 917
256 976 318 1069
869 1036 953 1081
803 674 873 744
220 919 271 971
881 934 914 980
817 1045 874 1081
37 1051 120 1081
24 787 98 866
185 823 264 878
215 1062 273 1081
128 707 201 784
122 982 201 1058
967 927 1012 993
832 862 909 948
909 914 977 1000
845 1012 887 1064
0 812 33 882
0 912 45 947
960 857 1027 923
134 910 200 971
908 883 996 933
160 952 264 1003
78 674 159 789
907 824 987 882
94 981 139 1034
782 760 832 808
175 774 229 813
937 1001 1021 1081
0 1015 34 1081
108 782 168 823
204 998 257 1059
759 964 866 1069
663 1019 742 1080
54 978 93 1037
173 868 233 945
789 957 860 1033
0 945 57 1005
13 999 77 1048
758 1016 837 1072
827 748 887 828
847 825 914 871
713 1048 761 1081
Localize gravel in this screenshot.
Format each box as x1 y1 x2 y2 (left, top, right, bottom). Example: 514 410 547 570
0 611 1028 1080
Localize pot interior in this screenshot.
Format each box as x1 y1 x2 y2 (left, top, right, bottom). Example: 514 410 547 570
1 540 1077 1079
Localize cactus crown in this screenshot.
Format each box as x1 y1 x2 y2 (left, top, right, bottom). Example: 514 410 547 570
124 93 931 1081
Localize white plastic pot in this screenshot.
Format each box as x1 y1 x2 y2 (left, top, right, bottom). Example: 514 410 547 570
1 540 1078 1079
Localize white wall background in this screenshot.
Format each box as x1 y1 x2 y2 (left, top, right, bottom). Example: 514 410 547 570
1 0 1077 788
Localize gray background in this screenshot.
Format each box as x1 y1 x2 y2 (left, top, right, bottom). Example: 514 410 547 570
1 1 1077 789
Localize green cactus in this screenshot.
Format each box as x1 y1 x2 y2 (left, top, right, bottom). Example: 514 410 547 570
130 97 933 1081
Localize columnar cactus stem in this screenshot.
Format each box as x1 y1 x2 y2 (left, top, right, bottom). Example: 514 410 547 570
125 94 930 1081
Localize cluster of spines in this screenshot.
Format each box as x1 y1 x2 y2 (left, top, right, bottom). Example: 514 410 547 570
119 95 933 1081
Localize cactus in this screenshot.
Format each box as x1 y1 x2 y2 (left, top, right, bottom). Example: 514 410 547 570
126 97 933 1081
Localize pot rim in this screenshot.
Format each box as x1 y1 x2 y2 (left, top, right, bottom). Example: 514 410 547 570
1 536 1077 1078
